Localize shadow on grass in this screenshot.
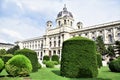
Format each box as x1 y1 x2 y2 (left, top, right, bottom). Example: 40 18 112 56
52 70 111 80
0 75 13 77
52 70 60 76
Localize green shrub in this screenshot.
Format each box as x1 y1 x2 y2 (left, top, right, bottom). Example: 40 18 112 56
109 58 120 72
0 58 4 73
38 62 42 69
53 61 59 65
0 54 13 63
60 37 98 78
51 55 59 63
96 53 102 68
5 55 32 77
45 61 54 68
42 60 47 64
15 49 38 72
43 55 50 61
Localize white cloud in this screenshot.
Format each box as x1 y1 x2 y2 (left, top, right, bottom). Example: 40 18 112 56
0 17 44 43
1 28 23 40
0 0 120 43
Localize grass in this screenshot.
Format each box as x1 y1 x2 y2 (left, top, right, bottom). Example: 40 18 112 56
0 66 120 80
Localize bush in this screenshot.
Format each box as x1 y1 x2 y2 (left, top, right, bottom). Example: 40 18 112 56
43 55 50 61
53 61 59 65
96 53 102 68
42 60 47 64
51 55 59 63
45 61 54 68
0 54 13 63
0 58 4 73
109 58 120 72
15 49 38 72
5 55 32 77
38 62 42 69
60 37 98 78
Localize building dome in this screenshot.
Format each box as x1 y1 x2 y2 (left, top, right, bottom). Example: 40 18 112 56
57 5 73 18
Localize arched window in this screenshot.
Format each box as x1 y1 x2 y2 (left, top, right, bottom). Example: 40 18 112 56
108 35 113 43
64 20 66 25
58 40 60 47
58 50 60 57
58 21 61 26
54 41 56 47
49 41 52 47
71 21 72 26
40 52 43 60
53 50 56 55
49 51 51 57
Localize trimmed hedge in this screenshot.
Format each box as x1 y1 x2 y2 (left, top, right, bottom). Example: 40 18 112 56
109 58 120 72
0 54 13 63
15 49 38 72
60 37 98 78
96 53 102 68
0 58 4 73
43 55 50 61
51 55 59 63
45 61 54 68
5 55 32 77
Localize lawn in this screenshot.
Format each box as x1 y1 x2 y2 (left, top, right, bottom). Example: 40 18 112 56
0 66 120 80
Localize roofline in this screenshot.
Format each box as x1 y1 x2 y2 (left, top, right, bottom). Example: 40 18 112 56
71 20 120 33
0 42 14 46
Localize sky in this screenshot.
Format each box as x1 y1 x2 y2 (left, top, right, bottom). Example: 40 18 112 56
0 0 120 44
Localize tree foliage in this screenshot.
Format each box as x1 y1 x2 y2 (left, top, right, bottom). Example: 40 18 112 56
7 45 20 54
0 49 6 55
96 36 107 55
115 41 120 55
107 45 115 58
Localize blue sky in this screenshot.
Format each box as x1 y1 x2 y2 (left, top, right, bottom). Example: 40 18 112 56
0 0 120 43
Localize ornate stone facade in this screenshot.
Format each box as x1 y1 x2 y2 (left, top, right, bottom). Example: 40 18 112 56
16 6 120 62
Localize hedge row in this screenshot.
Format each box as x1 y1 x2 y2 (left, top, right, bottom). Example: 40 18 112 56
60 37 98 78
43 55 59 63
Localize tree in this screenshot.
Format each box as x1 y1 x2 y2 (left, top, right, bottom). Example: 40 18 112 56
107 45 115 58
0 49 6 55
115 41 120 56
7 45 20 54
96 36 107 55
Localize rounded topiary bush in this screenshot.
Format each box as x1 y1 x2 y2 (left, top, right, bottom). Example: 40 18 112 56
96 53 102 68
43 55 50 61
0 58 4 73
51 55 59 63
5 55 32 77
109 58 120 72
15 49 38 72
60 37 98 78
45 61 54 68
